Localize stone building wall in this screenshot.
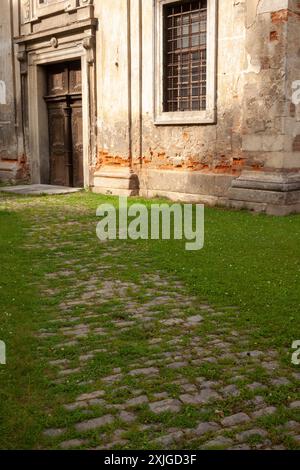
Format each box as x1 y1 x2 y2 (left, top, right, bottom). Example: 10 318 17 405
0 0 26 181
94 0 300 213
0 0 299 214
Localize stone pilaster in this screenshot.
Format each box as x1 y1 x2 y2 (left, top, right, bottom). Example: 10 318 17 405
228 0 300 214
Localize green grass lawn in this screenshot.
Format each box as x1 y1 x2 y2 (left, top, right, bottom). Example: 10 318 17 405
0 191 299 450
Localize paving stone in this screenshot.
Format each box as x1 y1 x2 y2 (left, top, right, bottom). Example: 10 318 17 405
77 380 94 387
179 394 201 405
119 411 136 423
102 439 129 449
181 384 198 393
79 353 94 362
236 428 268 442
132 388 143 396
153 392 169 399
231 444 251 450
203 436 233 449
149 399 181 414
102 373 123 383
230 375 245 383
160 318 184 326
271 377 291 387
58 367 81 376
23 204 297 451
89 398 106 406
43 428 66 438
247 382 267 391
221 412 251 427
154 431 184 447
180 389 221 405
75 414 114 432
49 359 69 367
93 327 106 336
238 350 264 358
149 338 162 344
199 304 211 310
113 429 127 439
60 439 88 449
64 401 88 411
203 357 217 363
247 396 266 408
167 361 188 369
53 340 77 349
200 380 220 389
81 410 94 416
38 332 56 338
128 367 159 376
186 315 203 325
126 395 149 407
193 422 220 437
77 390 105 401
62 327 89 337
261 361 279 371
252 406 277 419
289 401 300 409
284 421 300 432
223 384 240 397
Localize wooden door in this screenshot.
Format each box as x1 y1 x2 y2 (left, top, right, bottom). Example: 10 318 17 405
45 61 83 187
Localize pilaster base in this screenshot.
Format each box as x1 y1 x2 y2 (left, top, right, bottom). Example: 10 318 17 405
93 167 139 197
228 171 300 215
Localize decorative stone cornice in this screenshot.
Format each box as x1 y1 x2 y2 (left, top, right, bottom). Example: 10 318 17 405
15 18 98 45
83 36 95 64
22 0 31 23
17 50 28 75
50 37 58 49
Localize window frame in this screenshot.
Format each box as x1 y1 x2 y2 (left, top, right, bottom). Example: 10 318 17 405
154 0 217 125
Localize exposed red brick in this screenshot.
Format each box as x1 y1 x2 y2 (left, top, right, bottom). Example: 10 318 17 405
290 102 296 117
232 158 246 168
292 135 300 152
270 31 279 41
271 10 288 24
271 9 300 23
251 164 264 171
96 150 130 169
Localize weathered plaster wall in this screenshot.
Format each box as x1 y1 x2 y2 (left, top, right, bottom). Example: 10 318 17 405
95 0 299 175
284 0 300 167
0 0 16 160
95 0 247 174
242 0 292 171
137 0 245 174
2 0 299 212
0 0 26 181
94 0 131 166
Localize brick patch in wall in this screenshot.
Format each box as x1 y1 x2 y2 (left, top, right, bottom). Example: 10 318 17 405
293 135 300 152
269 30 279 41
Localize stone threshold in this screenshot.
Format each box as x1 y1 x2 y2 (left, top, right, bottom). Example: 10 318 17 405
0 184 83 195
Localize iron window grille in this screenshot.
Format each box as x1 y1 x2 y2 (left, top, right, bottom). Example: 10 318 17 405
163 0 207 113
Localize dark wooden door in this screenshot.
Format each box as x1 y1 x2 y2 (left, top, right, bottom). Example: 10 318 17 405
45 61 83 187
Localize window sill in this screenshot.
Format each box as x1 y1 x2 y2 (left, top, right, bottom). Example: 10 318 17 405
154 110 216 126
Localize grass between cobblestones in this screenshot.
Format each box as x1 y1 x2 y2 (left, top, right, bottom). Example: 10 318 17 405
0 191 299 450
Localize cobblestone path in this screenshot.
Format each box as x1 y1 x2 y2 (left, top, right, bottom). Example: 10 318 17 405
3 196 300 450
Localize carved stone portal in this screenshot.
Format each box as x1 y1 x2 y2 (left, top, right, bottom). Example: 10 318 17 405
22 0 31 22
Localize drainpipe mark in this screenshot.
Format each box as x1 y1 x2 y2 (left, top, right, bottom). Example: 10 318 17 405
0 81 6 105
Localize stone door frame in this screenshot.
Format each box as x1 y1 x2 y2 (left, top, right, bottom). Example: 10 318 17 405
18 29 96 188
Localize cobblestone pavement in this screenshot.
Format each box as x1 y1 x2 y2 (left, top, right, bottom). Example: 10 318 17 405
6 197 300 450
